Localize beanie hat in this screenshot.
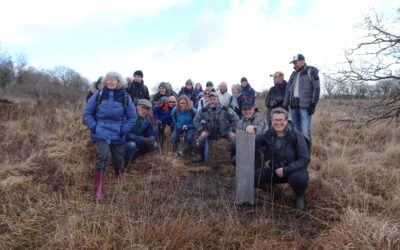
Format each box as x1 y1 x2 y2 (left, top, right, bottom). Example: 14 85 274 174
159 82 167 89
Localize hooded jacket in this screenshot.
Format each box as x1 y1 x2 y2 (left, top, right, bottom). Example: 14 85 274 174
237 111 267 135
255 122 310 175
127 80 150 105
283 64 320 108
83 87 137 145
242 83 256 105
193 104 239 139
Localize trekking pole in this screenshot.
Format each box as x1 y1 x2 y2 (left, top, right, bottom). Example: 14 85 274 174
200 120 209 163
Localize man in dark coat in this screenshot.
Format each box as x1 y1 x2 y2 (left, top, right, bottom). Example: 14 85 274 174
240 77 256 105
127 70 150 106
265 71 288 124
178 79 196 104
283 54 320 141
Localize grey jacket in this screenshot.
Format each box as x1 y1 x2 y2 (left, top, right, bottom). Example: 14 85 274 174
194 104 239 138
283 64 320 108
237 111 267 135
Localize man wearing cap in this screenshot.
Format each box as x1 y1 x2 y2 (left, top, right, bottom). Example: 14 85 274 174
217 82 231 107
283 54 320 141
230 101 268 168
193 92 239 163
124 99 157 168
240 77 256 105
127 70 150 106
265 71 288 125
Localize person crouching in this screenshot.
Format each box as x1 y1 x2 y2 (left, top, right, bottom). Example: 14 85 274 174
125 99 157 168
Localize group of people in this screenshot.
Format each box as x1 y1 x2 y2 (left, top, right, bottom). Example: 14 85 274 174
83 54 320 210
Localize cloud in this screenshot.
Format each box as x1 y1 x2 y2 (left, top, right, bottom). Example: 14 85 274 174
0 0 190 43
11 0 399 93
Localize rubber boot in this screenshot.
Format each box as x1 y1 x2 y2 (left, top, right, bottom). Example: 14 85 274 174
115 170 125 182
93 172 105 199
294 190 305 211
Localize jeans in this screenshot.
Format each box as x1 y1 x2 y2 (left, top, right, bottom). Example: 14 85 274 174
124 141 156 160
94 141 125 173
291 108 312 140
171 127 195 145
254 168 309 193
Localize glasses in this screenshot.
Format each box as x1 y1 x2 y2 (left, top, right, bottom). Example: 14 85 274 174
205 93 210 95
169 101 176 103
272 118 285 122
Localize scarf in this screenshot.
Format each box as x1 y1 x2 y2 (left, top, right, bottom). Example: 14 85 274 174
231 93 242 110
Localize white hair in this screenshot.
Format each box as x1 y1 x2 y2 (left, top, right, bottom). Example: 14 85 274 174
103 71 127 89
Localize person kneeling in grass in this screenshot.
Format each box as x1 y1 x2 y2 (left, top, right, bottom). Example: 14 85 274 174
125 99 157 169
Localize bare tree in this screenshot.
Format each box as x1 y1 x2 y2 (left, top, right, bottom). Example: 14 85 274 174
336 9 400 124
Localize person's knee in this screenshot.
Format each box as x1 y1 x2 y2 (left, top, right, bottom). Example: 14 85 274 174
125 142 137 158
288 170 309 191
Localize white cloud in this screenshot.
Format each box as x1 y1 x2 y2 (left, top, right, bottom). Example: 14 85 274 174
8 0 398 93
0 0 190 43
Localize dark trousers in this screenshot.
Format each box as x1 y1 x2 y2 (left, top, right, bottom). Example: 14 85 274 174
254 168 309 193
94 141 125 173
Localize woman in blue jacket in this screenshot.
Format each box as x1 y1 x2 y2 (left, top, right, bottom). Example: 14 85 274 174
171 95 197 155
83 71 137 199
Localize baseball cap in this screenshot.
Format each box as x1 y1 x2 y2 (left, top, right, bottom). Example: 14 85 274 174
208 92 219 98
137 99 152 108
269 71 284 78
289 54 305 64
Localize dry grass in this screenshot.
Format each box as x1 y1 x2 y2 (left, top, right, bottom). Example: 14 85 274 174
0 95 399 249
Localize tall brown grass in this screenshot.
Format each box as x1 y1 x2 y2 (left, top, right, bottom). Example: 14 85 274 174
0 95 399 249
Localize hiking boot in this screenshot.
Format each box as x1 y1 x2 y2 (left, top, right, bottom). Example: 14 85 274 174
294 191 305 211
93 172 105 199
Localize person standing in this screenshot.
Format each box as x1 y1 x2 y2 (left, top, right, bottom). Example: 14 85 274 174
217 82 231 107
178 79 196 104
229 84 244 119
83 72 137 199
127 70 150 106
240 77 256 105
283 54 320 141
265 71 288 124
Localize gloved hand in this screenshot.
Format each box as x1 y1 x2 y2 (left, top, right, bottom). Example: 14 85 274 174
142 138 154 146
307 103 316 115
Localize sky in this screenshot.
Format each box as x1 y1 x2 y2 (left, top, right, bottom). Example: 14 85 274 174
1 0 398 93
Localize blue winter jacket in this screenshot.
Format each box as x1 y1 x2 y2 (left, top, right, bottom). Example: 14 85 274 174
83 87 137 145
171 107 198 130
153 105 174 125
126 116 156 144
242 83 256 105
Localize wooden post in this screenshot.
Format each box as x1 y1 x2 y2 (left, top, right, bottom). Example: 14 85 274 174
235 130 255 205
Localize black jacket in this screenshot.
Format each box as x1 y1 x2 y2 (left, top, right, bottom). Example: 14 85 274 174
255 122 309 175
265 81 287 108
127 81 150 105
